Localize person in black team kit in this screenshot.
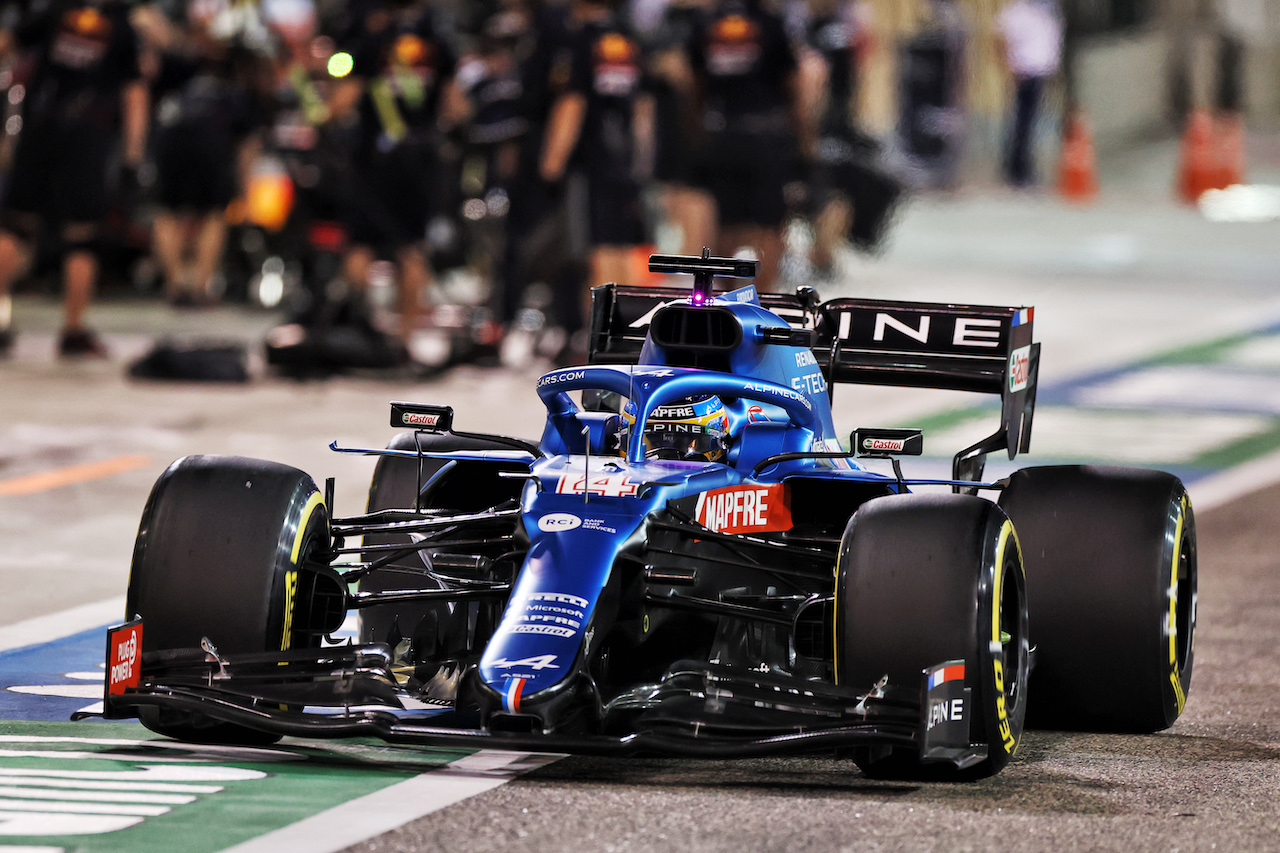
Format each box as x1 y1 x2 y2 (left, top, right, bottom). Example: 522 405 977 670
336 0 463 347
687 0 800 292
540 0 651 339
145 2 266 307
0 0 148 357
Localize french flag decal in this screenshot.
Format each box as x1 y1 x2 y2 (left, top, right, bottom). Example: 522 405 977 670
502 677 527 713
1011 308 1033 327
927 664 965 690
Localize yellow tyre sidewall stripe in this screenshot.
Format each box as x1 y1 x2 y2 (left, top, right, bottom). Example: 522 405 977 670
991 519 1022 756
281 491 326 653
1168 494 1188 714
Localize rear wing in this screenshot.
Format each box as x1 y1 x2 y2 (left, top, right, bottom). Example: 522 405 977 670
587 284 1038 483
813 299 1039 482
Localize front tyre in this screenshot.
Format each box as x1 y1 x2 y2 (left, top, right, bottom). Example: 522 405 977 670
834 493 1029 780
127 455 331 743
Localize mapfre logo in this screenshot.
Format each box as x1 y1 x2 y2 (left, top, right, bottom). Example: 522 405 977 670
538 513 582 532
402 412 440 427
695 484 792 535
1009 345 1031 393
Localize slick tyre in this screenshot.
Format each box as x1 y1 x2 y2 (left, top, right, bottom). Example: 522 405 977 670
998 466 1196 732
359 431 525 648
835 493 1029 780
127 455 331 744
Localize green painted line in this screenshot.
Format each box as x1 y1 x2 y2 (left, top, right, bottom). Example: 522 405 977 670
1147 332 1254 366
0 720 472 852
891 407 991 436
1189 418 1280 470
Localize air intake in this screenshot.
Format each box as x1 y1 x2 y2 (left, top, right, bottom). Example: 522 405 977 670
650 306 742 351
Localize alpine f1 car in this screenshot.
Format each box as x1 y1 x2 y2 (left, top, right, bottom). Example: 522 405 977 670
94 253 1197 780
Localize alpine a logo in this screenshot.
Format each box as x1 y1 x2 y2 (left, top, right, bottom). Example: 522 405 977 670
538 513 582 532
402 412 440 427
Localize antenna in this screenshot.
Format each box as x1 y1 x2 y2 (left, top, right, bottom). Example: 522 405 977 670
647 251 757 306
582 424 591 504
692 247 713 306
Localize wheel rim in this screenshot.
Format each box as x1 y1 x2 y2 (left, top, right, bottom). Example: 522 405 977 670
1172 511 1196 677
999 551 1029 715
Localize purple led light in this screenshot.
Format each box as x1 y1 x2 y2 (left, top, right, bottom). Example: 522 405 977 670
692 292 705 305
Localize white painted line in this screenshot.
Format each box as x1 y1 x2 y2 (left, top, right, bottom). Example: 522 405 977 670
0 798 169 816
0 785 196 805
1188 445 1280 513
0 596 126 654
217 750 564 853
0 774 222 794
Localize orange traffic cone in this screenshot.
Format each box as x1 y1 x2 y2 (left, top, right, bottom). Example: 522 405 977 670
1214 112 1246 189
1177 109 1218 203
1058 110 1098 204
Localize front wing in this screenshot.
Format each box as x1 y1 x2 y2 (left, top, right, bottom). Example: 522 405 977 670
92 638 984 767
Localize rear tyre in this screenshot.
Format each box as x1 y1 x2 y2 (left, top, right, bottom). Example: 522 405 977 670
834 493 1029 780
998 465 1196 732
127 455 330 744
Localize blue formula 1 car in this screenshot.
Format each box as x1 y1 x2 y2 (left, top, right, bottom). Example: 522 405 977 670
95 254 1197 780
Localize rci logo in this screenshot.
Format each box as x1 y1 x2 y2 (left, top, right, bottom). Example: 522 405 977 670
538 513 582 532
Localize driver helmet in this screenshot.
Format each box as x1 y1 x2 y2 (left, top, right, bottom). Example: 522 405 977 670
622 395 730 461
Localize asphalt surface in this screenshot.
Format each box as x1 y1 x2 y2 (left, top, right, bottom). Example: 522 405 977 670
342 483 1280 853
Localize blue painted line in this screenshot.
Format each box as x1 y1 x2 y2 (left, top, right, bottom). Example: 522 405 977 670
1038 318 1280 410
0 625 109 722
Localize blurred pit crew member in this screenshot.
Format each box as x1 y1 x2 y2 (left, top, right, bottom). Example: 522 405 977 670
641 0 716 257
622 394 730 461
0 0 148 357
539 0 654 340
803 0 892 268
687 0 804 292
496 0 587 353
456 11 530 295
334 0 466 347
994 0 1062 188
136 1 268 307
